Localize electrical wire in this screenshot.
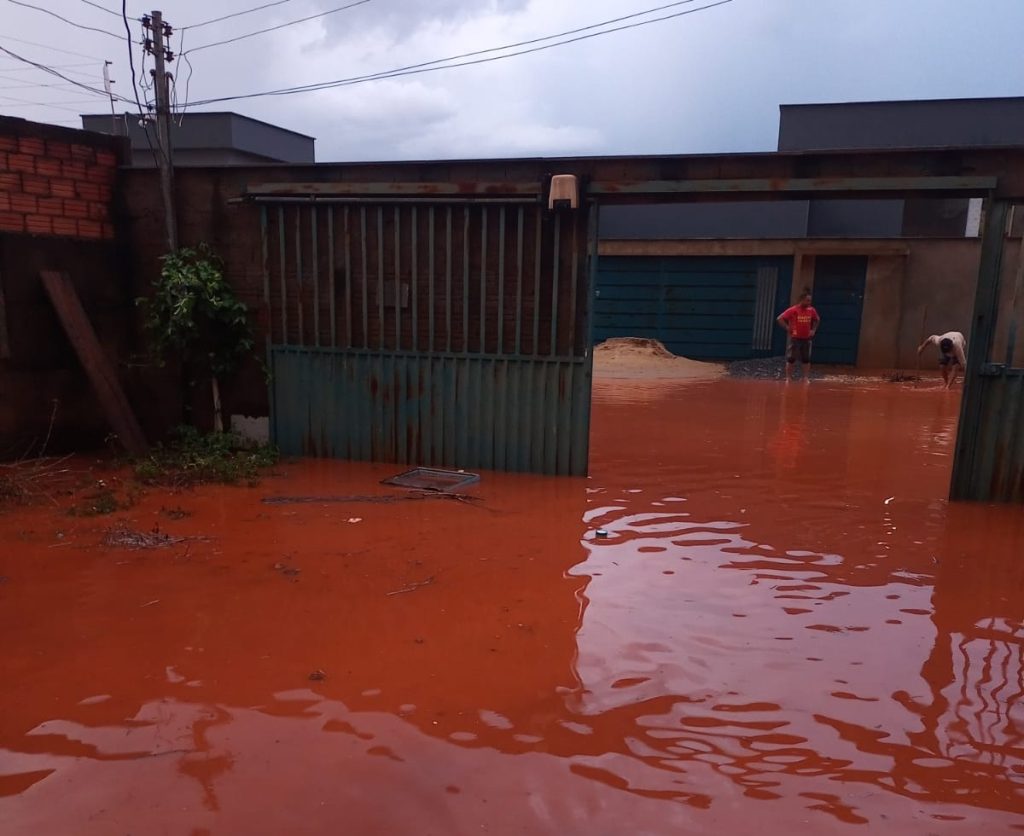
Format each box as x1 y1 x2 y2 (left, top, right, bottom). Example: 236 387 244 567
187 0 733 106
0 60 100 70
1 94 107 106
122 0 150 116
6 0 126 40
0 94 106 115
184 0 299 31
0 62 101 77
139 46 154 97
0 65 105 83
79 0 123 17
0 35 105 61
294 0 708 94
0 46 128 101
123 0 163 169
175 27 195 125
0 80 89 91
185 0 372 54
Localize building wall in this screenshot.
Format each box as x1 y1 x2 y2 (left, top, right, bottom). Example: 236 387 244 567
81 112 316 167
779 97 1024 151
857 256 904 368
597 237 1018 370
0 118 130 456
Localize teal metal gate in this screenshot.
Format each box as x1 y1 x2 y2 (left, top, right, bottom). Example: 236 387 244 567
811 256 867 365
594 256 793 359
258 196 595 476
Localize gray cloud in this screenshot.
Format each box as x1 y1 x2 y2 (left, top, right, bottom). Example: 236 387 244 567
2 0 1023 160
320 0 532 41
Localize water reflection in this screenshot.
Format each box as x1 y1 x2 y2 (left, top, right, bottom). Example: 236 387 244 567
1 380 1023 833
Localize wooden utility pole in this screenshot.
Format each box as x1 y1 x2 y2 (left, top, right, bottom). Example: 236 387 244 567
149 10 178 251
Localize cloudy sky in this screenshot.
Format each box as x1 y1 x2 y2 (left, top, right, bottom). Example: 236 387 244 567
1 0 1022 161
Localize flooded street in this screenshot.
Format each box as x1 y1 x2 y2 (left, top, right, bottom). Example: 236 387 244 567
2 378 1023 834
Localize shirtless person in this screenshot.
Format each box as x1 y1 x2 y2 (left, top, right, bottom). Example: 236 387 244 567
777 289 821 383
918 331 967 389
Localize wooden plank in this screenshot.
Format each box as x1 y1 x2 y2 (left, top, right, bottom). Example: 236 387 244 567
0 274 10 360
39 270 148 455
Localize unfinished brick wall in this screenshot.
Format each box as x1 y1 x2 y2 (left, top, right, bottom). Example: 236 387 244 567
0 116 123 240
0 117 132 456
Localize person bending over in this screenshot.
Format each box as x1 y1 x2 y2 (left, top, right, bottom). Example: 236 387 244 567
918 331 967 388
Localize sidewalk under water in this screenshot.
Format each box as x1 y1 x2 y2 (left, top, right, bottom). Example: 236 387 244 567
1 378 1022 834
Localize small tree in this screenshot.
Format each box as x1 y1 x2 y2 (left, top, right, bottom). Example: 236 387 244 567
140 244 253 432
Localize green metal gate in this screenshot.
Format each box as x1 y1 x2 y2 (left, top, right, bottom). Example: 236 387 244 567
952 199 1024 501
258 194 595 476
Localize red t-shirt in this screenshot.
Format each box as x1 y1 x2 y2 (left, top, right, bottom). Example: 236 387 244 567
780 304 820 340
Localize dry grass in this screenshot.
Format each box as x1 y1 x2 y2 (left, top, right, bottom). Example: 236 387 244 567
0 455 79 509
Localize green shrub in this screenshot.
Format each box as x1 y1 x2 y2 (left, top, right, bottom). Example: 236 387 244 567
134 426 278 487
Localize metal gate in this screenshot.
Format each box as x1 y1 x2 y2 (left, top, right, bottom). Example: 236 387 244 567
811 256 867 365
952 200 1024 501
594 256 792 360
257 194 595 476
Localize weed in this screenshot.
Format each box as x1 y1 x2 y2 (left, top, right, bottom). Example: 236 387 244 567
134 426 278 487
67 480 141 517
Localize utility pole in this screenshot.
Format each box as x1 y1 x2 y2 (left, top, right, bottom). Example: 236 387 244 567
145 10 178 251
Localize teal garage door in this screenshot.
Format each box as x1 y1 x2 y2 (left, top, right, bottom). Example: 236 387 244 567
595 256 793 360
812 256 867 365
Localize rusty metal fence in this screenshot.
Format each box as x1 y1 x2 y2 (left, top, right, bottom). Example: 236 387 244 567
258 196 595 475
952 200 1024 501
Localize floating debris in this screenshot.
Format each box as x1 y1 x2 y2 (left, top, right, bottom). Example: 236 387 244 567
382 467 480 492
102 523 193 550
386 576 437 597
262 493 480 506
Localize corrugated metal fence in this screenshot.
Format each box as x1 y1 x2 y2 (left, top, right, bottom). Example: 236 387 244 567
952 199 1024 502
259 199 595 476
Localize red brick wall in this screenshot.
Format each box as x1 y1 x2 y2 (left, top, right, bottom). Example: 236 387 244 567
0 117 123 240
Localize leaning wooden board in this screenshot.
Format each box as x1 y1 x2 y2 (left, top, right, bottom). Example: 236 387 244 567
39 270 148 455
0 275 11 359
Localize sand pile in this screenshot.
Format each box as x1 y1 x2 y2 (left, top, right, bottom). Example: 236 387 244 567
593 338 724 380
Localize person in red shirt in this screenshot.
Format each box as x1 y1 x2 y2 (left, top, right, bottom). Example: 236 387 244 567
777 289 821 382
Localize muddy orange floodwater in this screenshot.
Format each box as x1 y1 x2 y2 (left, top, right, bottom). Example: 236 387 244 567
2 378 1024 835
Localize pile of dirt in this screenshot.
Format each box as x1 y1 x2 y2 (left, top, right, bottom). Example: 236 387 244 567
593 338 724 380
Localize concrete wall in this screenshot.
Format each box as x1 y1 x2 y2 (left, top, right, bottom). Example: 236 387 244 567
894 239 980 369
779 97 1024 151
857 256 905 368
81 112 316 167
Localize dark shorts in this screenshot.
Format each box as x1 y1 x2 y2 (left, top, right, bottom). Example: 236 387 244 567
787 339 812 364
939 354 961 367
